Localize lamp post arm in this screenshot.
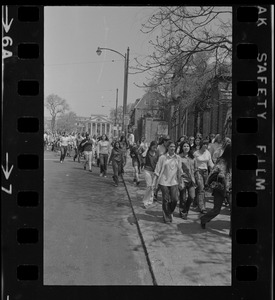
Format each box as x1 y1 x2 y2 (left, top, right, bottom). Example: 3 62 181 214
98 47 126 59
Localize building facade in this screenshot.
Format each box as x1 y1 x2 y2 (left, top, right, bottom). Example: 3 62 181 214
76 114 113 137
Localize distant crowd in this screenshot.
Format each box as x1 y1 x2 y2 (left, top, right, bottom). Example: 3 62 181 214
44 130 231 235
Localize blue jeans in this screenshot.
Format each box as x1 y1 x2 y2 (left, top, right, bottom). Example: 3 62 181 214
159 185 179 222
60 146 67 161
195 169 208 211
112 160 122 184
179 182 195 216
99 153 108 175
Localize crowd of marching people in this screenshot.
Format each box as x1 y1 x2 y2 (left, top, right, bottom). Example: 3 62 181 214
44 130 231 235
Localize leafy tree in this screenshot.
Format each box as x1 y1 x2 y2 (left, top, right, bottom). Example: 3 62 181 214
45 94 69 133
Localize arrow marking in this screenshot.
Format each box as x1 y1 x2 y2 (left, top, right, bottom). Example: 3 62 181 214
2 184 12 195
2 152 13 180
2 6 14 33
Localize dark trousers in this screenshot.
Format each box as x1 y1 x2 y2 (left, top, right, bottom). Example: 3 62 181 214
195 169 208 211
99 153 108 175
179 183 195 216
73 147 80 162
200 189 231 226
159 185 179 222
60 146 67 161
112 160 122 184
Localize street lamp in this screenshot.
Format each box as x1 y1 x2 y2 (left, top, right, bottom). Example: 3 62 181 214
96 46 130 136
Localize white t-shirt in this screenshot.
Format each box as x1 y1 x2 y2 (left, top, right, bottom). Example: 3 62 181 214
59 136 70 147
193 149 214 170
128 133 135 146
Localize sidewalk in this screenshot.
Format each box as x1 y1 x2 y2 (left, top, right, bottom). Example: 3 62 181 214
122 155 231 286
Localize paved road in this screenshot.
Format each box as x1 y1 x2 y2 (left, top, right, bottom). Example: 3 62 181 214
44 149 231 286
43 150 152 285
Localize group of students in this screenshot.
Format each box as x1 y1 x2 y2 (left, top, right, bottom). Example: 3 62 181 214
132 133 232 234
47 130 231 233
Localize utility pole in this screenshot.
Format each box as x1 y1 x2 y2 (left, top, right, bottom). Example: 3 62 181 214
115 88 118 136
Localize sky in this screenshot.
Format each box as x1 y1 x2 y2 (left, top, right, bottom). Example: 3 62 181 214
44 6 159 118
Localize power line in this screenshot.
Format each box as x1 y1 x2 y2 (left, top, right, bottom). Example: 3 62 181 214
45 59 124 67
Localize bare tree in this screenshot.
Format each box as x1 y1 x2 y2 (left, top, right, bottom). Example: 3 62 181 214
133 6 232 90
45 94 70 133
56 111 77 133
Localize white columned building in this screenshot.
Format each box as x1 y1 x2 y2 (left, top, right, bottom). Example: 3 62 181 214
84 114 113 137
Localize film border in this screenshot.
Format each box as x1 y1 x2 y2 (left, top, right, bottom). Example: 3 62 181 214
1 4 273 300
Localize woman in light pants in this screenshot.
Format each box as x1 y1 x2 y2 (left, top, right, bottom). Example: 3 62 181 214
82 135 94 172
142 141 159 208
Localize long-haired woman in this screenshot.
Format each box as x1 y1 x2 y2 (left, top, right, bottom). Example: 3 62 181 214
108 141 124 187
97 134 111 177
200 143 232 234
130 142 142 185
120 135 129 170
178 142 196 219
153 141 183 223
190 137 202 155
142 141 159 208
193 139 214 214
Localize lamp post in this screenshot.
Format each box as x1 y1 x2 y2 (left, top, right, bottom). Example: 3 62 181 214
96 46 130 136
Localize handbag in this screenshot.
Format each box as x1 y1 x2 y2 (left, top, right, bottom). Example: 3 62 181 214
207 172 225 192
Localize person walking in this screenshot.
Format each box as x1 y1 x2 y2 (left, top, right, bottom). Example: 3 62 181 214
189 136 195 148
153 141 183 223
59 132 69 163
108 141 124 187
154 135 170 201
130 142 142 185
142 141 159 208
82 134 94 172
200 143 232 234
178 142 196 219
176 136 187 154
193 139 214 214
190 137 201 155
208 134 223 163
74 132 84 162
97 134 111 177
119 135 129 174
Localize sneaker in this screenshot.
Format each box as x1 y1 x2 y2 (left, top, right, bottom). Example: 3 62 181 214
200 220 206 229
89 169 92 172
84 165 86 170
200 209 207 214
99 173 103 177
133 178 136 183
60 161 63 163
114 183 118 187
136 181 140 186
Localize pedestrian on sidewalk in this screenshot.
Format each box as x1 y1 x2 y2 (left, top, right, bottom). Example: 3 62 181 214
59 132 69 163
178 142 196 219
97 134 111 177
153 141 183 223
142 141 159 208
193 139 214 214
108 141 124 187
130 142 142 185
200 143 232 233
208 134 223 163
154 135 170 201
119 135 129 175
82 134 94 172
